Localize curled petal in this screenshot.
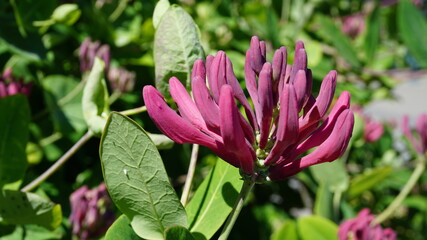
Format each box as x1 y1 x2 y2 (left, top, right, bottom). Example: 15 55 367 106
208 51 227 102
299 109 354 169
169 77 208 132
269 109 354 180
192 59 206 81
299 70 337 130
264 84 299 165
272 47 287 103
289 43 307 82
219 85 255 174
258 63 274 149
245 50 260 127
192 76 220 131
143 85 216 147
225 56 257 133
294 91 351 156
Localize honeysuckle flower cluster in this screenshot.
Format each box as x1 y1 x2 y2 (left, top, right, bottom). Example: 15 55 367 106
143 36 354 181
402 114 427 154
79 38 111 73
69 183 115 240
353 106 384 143
338 208 396 240
108 66 136 93
0 68 32 98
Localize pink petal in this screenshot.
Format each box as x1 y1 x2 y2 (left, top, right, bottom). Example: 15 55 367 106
416 113 427 152
257 63 274 149
169 77 208 132
245 49 261 130
293 70 308 111
219 85 255 174
299 70 337 130
191 76 220 131
272 47 287 104
143 85 216 147
249 36 266 74
192 59 206 81
402 115 422 153
299 109 354 169
294 91 351 156
264 84 299 165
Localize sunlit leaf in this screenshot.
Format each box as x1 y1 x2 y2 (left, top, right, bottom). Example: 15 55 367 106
186 159 243 240
0 95 30 188
297 215 338 240
154 5 204 98
100 112 187 240
165 225 195 240
348 166 393 198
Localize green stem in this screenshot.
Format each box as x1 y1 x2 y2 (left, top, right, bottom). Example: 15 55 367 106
120 106 147 116
180 144 199 207
21 131 94 192
372 156 426 225
108 91 122 105
218 180 255 240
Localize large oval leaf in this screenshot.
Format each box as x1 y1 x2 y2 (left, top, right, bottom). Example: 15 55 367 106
186 159 243 240
398 0 427 68
0 95 30 188
154 5 204 98
100 112 187 240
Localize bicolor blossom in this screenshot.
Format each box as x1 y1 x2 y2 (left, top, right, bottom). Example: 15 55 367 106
338 208 397 240
402 114 427 154
143 36 354 181
69 183 115 240
0 68 32 98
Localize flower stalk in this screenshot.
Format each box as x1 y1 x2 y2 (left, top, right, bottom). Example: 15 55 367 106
218 179 255 240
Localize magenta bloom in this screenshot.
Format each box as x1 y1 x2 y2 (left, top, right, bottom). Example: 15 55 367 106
143 36 354 181
69 183 115 240
0 68 32 98
338 209 397 240
364 118 384 143
402 114 427 154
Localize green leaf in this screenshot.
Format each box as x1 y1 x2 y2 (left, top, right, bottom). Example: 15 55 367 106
314 15 360 68
51 4 81 25
105 215 142 240
186 159 243 240
0 190 62 230
297 215 338 240
310 159 349 193
364 5 380 62
42 75 86 134
100 112 187 240
154 5 204 98
82 58 110 136
153 0 171 29
0 224 65 240
313 183 332 219
165 225 195 240
398 0 427 68
347 166 393 198
271 220 299 240
0 95 30 188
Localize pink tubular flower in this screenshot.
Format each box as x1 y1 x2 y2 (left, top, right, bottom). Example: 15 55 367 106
69 183 115 240
402 114 427 154
0 68 32 98
364 118 384 143
143 36 354 181
338 209 397 240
